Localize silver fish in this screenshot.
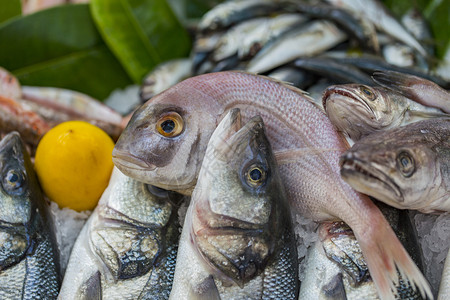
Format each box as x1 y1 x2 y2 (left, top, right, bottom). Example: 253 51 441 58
59 167 183 299
113 71 432 300
340 118 450 213
169 109 298 299
382 43 415 68
247 20 347 73
322 83 448 140
325 0 427 56
372 70 450 114
401 8 434 56
301 203 424 299
0 132 60 299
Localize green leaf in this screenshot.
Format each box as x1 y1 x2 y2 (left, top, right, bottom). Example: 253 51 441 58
0 4 132 100
90 0 192 83
0 0 21 24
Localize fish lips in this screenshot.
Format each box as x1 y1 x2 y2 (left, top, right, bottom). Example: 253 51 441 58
323 86 374 115
112 149 156 171
340 154 404 204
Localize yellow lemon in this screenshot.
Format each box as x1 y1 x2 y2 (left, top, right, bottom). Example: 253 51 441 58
34 121 114 212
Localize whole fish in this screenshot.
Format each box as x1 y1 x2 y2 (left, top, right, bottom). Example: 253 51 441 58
438 249 450 300
340 118 450 213
0 132 60 299
372 70 450 114
322 83 447 140
59 167 183 299
169 109 298 299
247 20 347 73
113 71 432 300
301 202 424 299
325 0 427 56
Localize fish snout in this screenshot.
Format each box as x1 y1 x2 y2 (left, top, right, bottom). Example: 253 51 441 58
112 149 156 171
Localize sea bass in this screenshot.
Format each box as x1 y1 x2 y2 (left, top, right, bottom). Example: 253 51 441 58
169 109 298 299
322 83 447 140
300 203 425 300
59 167 183 299
0 132 60 299
340 118 450 213
113 71 432 300
372 70 450 114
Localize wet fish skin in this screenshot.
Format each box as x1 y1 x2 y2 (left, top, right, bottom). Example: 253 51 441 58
170 109 298 299
113 71 432 300
372 70 450 114
340 118 450 213
0 132 60 299
59 167 183 299
322 83 447 140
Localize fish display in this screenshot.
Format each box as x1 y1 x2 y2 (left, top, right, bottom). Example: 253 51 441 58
340 118 450 213
113 71 432 300
169 109 298 299
323 83 447 140
59 167 183 299
0 132 60 299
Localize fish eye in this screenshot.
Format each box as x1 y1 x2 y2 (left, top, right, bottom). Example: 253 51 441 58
359 86 376 101
146 185 169 198
246 164 267 187
396 152 415 177
3 169 25 195
156 112 184 138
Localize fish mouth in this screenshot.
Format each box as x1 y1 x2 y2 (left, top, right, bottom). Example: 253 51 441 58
340 154 403 201
112 149 156 171
323 86 374 115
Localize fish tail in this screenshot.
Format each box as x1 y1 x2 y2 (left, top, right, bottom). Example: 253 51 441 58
354 214 433 300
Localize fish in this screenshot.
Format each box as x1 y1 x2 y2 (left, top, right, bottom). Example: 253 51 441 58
322 83 448 140
0 67 22 99
401 8 434 56
340 118 450 213
267 66 316 90
58 167 183 299
325 0 427 56
438 249 450 300
382 43 415 68
372 70 450 114
113 71 432 300
0 131 61 299
247 20 347 73
169 109 299 299
140 58 193 103
300 202 425 299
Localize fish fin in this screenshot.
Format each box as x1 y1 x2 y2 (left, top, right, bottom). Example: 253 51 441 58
188 275 221 300
371 70 424 101
354 213 433 300
78 271 102 300
322 273 347 300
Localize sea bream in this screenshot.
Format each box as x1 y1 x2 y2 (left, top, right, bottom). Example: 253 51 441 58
340 118 450 213
59 167 183 299
169 109 298 299
0 132 60 299
113 71 432 300
322 83 447 141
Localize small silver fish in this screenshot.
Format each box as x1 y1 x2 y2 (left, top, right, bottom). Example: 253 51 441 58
0 132 61 299
169 109 299 299
59 168 183 299
340 118 450 213
323 83 447 140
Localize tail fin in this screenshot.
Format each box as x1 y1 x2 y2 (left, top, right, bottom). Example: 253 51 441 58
354 211 433 300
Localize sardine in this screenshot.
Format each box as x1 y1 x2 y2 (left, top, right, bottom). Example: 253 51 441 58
372 70 450 114
59 167 183 299
113 71 432 300
247 20 347 73
322 83 448 140
340 118 450 213
301 202 424 299
169 109 299 299
325 0 427 56
438 249 450 300
0 132 60 299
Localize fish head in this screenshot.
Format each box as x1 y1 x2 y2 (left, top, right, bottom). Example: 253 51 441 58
191 109 285 285
340 122 448 211
112 82 221 195
0 132 34 225
323 84 401 140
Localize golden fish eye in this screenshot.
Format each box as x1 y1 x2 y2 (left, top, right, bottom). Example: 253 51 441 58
156 112 184 137
396 152 415 177
246 165 266 187
359 86 376 101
